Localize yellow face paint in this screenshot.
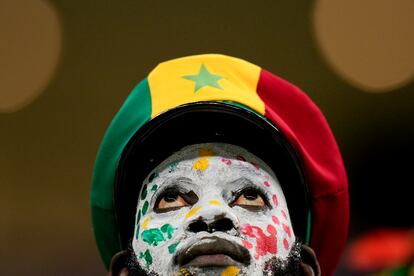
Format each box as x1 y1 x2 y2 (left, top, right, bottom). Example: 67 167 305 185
199 147 214 157
177 267 191 276
185 206 202 219
221 265 240 276
142 215 151 230
193 158 209 171
208 200 221 205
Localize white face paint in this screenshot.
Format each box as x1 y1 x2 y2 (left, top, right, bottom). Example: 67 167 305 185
132 143 296 275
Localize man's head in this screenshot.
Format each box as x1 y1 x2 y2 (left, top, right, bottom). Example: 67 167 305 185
91 54 348 275
132 143 295 275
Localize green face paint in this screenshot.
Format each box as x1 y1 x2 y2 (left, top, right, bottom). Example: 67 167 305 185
169 162 178 172
141 228 166 246
168 241 179 254
141 201 149 215
141 224 175 246
161 223 175 239
141 184 148 200
151 184 158 192
139 249 153 266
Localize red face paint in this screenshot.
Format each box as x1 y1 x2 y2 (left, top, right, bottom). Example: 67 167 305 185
241 224 278 259
281 210 288 220
282 223 291 238
272 194 278 207
283 238 289 250
272 215 280 225
221 158 232 165
242 240 253 249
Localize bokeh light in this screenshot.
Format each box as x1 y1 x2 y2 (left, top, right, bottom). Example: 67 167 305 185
313 0 414 92
0 0 61 113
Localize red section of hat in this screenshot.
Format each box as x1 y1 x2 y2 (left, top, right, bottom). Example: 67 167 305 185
256 69 349 276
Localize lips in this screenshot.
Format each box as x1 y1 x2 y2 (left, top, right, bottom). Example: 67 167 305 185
175 237 251 268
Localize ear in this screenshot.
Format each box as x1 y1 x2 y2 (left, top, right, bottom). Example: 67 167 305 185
108 250 130 276
300 245 321 276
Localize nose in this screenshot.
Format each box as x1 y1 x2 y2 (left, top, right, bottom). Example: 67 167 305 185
186 201 240 234
187 216 235 233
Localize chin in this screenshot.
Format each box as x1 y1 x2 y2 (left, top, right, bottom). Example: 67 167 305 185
126 239 303 276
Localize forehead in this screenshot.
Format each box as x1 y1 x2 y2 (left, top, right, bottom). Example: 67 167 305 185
142 143 280 189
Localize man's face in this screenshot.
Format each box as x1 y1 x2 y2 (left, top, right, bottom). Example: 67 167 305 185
132 143 296 275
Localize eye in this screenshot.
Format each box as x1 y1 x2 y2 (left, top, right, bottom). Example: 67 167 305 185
233 188 265 208
156 191 190 211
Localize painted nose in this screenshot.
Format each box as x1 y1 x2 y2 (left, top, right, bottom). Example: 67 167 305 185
187 216 235 233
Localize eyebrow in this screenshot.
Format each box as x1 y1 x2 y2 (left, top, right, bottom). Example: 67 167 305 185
224 177 271 204
225 177 258 198
227 177 257 188
150 177 195 205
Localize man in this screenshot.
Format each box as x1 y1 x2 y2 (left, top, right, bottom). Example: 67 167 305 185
91 54 349 275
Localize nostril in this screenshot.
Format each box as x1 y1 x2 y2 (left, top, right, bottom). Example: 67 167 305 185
210 217 234 232
188 220 209 233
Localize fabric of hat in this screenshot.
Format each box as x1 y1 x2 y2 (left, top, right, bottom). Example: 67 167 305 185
90 54 349 275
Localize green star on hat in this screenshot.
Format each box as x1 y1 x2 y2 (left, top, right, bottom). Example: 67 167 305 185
182 64 224 92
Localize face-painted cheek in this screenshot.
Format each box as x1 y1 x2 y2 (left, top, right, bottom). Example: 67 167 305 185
134 220 180 268
141 227 166 246
134 179 184 269
242 239 253 249
139 249 153 266
140 223 176 246
167 241 180 254
241 224 278 260
142 215 151 230
239 205 293 260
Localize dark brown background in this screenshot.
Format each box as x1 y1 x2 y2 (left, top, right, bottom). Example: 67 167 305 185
1 0 413 274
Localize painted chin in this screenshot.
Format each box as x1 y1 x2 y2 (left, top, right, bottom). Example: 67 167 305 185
175 237 251 269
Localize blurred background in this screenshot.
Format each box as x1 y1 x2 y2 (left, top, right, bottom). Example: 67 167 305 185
1 0 413 275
